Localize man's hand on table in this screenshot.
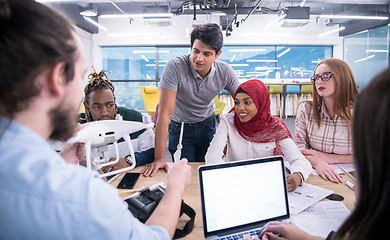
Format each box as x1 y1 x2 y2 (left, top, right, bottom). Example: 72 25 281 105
141 159 169 177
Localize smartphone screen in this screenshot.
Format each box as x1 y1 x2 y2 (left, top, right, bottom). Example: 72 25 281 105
117 173 141 189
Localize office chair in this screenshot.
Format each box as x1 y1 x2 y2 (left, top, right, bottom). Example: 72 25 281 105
214 96 226 123
140 86 160 119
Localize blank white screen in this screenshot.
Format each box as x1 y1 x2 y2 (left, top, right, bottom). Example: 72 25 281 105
202 161 288 232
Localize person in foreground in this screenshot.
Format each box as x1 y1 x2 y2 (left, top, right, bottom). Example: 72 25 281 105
242 67 390 239
294 58 358 183
205 80 311 192
0 1 191 239
81 68 155 172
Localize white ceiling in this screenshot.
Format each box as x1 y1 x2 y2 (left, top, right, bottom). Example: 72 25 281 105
45 0 390 35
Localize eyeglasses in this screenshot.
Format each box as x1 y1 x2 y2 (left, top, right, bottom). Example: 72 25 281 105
310 72 333 84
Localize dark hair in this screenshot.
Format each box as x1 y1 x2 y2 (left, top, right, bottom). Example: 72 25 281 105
190 23 223 54
235 88 247 95
83 68 116 122
334 68 390 240
0 0 77 118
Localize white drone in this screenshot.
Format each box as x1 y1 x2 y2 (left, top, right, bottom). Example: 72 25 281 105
68 115 154 178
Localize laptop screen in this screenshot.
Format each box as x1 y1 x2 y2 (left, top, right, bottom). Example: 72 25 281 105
199 157 289 236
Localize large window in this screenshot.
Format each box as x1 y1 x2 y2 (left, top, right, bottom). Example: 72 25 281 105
218 46 277 80
276 46 332 80
102 46 156 80
159 47 190 77
218 46 332 81
102 45 332 110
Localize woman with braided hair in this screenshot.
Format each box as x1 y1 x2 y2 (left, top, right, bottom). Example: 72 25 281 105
82 68 116 122
80 67 155 171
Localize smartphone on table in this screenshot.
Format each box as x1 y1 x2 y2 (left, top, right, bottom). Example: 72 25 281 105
117 173 141 189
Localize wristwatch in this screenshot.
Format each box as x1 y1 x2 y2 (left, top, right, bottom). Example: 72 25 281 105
296 172 304 186
124 155 133 166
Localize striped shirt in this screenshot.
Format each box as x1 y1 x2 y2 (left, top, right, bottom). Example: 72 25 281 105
294 101 353 154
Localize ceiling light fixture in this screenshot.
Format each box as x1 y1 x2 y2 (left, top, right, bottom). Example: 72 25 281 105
146 64 165 67
230 54 236 63
132 50 169 54
254 67 281 70
35 0 74 2
108 33 160 37
242 32 293 37
355 54 375 63
141 54 149 62
229 64 249 67
366 49 389 53
212 12 227 16
277 48 290 58
319 15 388 20
247 59 278 63
100 13 173 19
80 9 97 17
318 26 345 37
228 49 267 53
247 71 267 74
83 16 108 31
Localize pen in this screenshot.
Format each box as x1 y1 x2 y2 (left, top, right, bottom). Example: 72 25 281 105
345 180 354 190
338 166 357 181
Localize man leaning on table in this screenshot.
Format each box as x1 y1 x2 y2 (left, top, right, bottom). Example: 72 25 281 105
142 23 240 177
0 1 191 239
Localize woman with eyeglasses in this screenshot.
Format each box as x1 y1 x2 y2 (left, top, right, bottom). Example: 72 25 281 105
242 65 390 240
294 58 358 183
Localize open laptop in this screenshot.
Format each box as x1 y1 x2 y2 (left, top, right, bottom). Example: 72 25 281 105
198 156 290 240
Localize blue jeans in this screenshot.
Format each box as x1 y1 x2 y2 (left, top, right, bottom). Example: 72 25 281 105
134 148 154 167
168 115 216 162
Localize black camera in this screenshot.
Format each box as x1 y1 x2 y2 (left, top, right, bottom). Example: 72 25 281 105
125 184 165 223
124 183 196 239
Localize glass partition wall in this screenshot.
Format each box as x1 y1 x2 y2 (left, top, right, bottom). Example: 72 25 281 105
344 24 389 90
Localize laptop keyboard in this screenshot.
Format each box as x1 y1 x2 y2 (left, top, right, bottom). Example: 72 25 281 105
216 230 260 240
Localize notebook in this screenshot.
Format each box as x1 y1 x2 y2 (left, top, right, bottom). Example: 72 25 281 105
198 156 290 240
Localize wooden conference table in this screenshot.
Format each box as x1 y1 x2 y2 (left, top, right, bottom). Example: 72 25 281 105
110 162 356 240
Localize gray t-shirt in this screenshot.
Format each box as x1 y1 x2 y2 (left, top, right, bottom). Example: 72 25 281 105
160 54 240 123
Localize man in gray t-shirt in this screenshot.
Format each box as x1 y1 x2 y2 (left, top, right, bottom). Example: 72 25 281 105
142 24 240 177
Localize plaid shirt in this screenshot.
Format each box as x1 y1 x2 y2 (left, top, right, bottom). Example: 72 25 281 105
294 101 353 154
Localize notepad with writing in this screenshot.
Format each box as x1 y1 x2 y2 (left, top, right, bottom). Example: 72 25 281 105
288 183 333 215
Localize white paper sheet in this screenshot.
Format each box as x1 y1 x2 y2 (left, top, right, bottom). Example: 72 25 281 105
288 183 333 215
290 201 351 238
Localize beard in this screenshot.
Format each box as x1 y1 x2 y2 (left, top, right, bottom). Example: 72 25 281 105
49 103 78 141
